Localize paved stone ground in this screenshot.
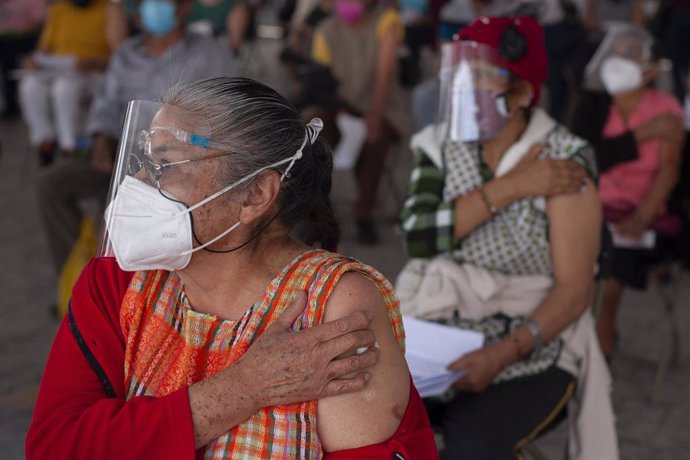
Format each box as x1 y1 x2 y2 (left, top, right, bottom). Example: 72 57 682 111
1 35 689 460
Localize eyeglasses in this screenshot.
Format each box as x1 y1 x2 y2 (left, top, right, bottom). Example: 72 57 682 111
129 128 233 186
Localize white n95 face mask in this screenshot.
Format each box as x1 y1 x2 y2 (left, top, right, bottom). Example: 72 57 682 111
600 56 644 95
105 176 196 271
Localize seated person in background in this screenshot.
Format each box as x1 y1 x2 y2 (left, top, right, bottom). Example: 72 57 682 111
36 0 234 283
399 17 618 459
574 25 685 358
27 77 437 459
186 0 250 55
19 0 110 165
310 0 406 244
0 0 45 118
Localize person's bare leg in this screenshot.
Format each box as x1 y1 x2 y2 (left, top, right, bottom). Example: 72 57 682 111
596 279 625 358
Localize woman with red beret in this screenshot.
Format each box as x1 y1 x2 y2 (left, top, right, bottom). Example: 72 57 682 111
399 16 618 459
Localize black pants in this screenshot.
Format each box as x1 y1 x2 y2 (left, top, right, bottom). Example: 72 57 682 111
427 367 575 460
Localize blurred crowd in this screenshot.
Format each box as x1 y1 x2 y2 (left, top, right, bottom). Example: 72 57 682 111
2 0 690 458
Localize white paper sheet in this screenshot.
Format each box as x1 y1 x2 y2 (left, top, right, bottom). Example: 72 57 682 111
607 223 656 249
33 53 77 72
332 113 367 170
403 316 485 398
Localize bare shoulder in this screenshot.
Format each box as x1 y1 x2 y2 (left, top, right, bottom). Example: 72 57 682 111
317 271 410 452
547 178 601 225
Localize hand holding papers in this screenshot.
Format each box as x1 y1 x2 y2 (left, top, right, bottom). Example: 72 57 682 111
403 316 484 398
607 222 656 249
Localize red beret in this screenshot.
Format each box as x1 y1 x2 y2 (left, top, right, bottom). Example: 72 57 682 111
457 16 548 105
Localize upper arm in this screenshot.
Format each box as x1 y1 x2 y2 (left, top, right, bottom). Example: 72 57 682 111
375 10 404 42
547 179 602 307
317 273 410 452
375 11 402 77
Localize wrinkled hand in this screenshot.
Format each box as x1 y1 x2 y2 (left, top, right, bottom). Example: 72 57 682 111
448 344 507 393
505 144 587 199
615 212 649 241
237 292 379 409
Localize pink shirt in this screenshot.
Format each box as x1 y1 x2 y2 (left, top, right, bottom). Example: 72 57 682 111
0 0 46 34
598 89 683 213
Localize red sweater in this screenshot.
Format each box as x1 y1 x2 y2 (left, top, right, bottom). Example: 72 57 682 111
26 257 438 459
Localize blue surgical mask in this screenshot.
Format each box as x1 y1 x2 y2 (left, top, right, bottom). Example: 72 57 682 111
139 0 178 37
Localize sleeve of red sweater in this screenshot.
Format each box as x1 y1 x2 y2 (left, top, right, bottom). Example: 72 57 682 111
25 258 197 460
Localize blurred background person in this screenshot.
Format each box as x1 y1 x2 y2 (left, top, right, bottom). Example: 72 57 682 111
575 25 685 358
310 0 407 244
186 0 251 55
36 0 234 290
18 0 110 166
399 16 617 459
0 0 46 119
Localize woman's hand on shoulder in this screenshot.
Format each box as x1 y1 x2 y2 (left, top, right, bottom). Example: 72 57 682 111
235 292 380 410
501 144 587 199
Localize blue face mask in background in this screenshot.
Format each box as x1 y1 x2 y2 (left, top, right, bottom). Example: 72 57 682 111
139 0 178 36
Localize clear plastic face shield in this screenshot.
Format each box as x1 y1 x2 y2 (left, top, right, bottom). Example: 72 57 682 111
99 100 314 272
437 41 511 143
583 25 654 94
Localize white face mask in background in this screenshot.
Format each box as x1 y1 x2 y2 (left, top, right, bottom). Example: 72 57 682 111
105 136 310 272
600 56 644 95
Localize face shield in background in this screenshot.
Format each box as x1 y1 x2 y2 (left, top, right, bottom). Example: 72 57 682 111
583 24 654 94
98 100 227 271
437 41 512 143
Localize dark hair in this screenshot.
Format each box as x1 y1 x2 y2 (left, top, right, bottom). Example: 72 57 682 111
162 77 340 249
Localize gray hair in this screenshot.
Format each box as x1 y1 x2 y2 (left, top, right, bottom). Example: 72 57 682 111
161 77 339 248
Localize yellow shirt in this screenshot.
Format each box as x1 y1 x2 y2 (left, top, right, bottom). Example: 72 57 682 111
312 8 404 66
38 0 109 59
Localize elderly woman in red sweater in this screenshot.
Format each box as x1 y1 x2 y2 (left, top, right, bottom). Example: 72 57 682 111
26 78 436 459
